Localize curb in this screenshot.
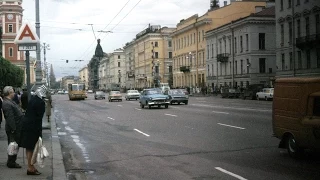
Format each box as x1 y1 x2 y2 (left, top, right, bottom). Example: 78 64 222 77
50 112 67 180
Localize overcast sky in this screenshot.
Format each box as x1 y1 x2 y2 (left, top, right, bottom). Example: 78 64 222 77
22 0 229 80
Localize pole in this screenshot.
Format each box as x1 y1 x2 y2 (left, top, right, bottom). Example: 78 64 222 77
25 51 31 101
43 43 47 86
35 0 42 88
291 0 296 77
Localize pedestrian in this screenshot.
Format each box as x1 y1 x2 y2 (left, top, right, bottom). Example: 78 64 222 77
20 85 47 175
12 89 21 106
0 90 4 128
20 88 28 113
45 90 52 122
2 86 24 168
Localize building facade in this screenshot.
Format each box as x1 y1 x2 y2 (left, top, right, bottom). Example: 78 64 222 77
276 0 320 77
123 41 135 89
98 56 108 90
171 0 272 88
132 25 175 88
206 6 276 89
107 49 126 89
79 66 89 90
60 76 79 91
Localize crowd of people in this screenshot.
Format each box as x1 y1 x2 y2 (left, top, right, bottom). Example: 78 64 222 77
0 85 52 175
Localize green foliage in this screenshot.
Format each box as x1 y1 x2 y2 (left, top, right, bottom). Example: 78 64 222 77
0 57 24 90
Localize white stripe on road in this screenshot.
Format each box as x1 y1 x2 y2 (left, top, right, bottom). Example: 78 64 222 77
135 108 142 111
215 167 247 180
217 123 245 130
107 117 115 120
134 129 150 137
191 104 271 112
117 105 123 107
212 111 230 115
165 114 177 117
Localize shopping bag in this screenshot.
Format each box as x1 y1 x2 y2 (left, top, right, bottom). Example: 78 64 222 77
7 141 19 156
31 137 49 168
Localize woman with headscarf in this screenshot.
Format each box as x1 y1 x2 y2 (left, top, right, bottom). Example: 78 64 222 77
20 85 47 175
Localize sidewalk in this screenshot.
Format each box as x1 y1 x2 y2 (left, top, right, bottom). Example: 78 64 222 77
0 114 66 180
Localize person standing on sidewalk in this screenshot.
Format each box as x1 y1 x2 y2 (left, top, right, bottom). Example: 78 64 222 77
2 86 23 168
45 91 52 122
20 89 28 113
0 90 4 129
21 85 47 175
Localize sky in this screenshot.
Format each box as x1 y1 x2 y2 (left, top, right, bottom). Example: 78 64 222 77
22 0 229 80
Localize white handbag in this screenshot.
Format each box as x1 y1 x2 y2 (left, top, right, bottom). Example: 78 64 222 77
31 137 49 168
7 141 19 156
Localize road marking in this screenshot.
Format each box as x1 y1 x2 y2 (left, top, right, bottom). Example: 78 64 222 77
217 123 245 130
198 101 207 102
191 104 271 112
170 106 180 109
215 167 247 180
107 117 115 120
117 105 123 107
165 114 177 117
134 129 150 137
212 111 230 115
135 108 142 111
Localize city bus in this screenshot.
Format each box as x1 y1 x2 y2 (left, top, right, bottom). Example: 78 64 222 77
68 83 86 100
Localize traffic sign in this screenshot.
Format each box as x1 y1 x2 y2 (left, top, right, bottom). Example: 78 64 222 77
14 23 40 45
18 44 37 51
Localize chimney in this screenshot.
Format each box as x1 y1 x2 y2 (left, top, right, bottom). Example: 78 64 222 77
224 1 227 6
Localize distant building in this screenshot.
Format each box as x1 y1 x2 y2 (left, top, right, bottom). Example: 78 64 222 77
206 6 276 89
79 66 89 90
108 49 126 88
61 76 79 90
123 41 135 89
275 0 320 77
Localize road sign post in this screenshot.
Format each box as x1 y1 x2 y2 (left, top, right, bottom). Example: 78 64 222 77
14 23 40 100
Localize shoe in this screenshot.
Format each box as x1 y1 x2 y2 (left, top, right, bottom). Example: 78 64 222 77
27 170 41 175
7 163 22 168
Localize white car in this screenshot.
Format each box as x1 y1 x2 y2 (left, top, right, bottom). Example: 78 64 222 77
125 90 140 100
256 88 274 101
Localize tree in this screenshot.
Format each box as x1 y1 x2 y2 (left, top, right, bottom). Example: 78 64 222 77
0 57 24 89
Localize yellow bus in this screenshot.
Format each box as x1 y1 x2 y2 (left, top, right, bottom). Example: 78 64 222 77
68 83 86 100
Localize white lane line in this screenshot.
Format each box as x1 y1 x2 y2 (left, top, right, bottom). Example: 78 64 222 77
117 105 123 107
215 167 247 180
165 114 177 117
191 104 271 112
212 111 230 115
107 117 115 120
134 129 150 137
217 123 245 130
135 108 142 111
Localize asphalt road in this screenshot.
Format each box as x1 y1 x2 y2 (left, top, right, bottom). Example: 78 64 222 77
52 94 320 180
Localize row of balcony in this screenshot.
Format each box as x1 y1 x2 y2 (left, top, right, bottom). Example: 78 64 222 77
296 34 320 49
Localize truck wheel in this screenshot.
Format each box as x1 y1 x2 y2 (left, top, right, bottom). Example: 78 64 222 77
286 134 303 158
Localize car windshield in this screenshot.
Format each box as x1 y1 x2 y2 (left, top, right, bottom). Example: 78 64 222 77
111 91 120 95
96 91 104 94
128 90 139 93
169 89 184 95
146 90 161 95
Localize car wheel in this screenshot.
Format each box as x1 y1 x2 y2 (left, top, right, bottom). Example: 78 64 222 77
140 103 144 108
286 134 304 158
120 99 122 102
165 104 169 109
185 101 188 105
158 105 161 108
148 105 152 109
265 96 268 101
257 96 260 100
170 102 173 105
178 102 181 105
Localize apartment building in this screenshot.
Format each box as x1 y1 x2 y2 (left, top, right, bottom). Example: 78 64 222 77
123 41 135 89
79 66 89 90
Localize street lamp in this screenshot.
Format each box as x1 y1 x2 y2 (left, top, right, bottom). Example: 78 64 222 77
41 42 50 87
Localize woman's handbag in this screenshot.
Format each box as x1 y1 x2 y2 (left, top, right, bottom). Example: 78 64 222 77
31 137 49 168
7 141 19 156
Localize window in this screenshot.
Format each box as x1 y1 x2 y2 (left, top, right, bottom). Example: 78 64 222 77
229 38 232 54
198 31 201 42
240 36 243 52
169 52 172 58
289 52 293 70
212 64 214 75
297 19 301 38
219 40 222 54
208 65 210 75
316 14 320 34
203 52 205 66
234 37 237 53
281 54 285 70
168 40 172 47
317 48 320 68
194 33 196 43
118 55 121 59
220 63 222 76
241 60 243 74
173 41 175 51
207 45 210 59
182 38 184 48
259 58 266 73
247 59 250 74
8 24 13 33
230 62 232 75
190 34 192 45
245 34 249 51
9 47 13 57
314 97 320 116
259 33 265 50
211 43 214 58
202 30 205 41
298 51 302 69
155 52 159 59
306 50 311 69
280 0 284 10
235 61 238 74
306 17 310 37
187 36 189 46
224 63 227 75
118 62 120 67
184 37 186 47
119 78 121 83
289 22 293 44
296 0 300 5
154 41 158 47
288 0 292 8
281 24 284 46
224 38 227 53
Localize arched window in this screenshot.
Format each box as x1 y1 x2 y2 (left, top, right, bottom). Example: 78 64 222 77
9 47 13 57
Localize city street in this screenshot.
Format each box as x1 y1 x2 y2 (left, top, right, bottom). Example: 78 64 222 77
52 94 320 180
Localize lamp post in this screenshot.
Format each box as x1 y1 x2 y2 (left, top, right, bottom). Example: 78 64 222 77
186 52 193 90
42 42 50 87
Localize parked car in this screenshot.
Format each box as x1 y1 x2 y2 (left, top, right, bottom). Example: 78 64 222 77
64 91 68 94
87 90 93 94
139 88 170 109
256 88 274 101
57 90 64 94
273 77 320 158
108 91 122 102
242 84 265 100
166 89 189 105
125 90 140 100
94 91 106 100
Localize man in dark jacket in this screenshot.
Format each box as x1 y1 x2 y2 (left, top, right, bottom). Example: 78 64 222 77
2 86 23 168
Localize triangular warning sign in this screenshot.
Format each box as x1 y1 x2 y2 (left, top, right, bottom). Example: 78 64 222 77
14 23 40 44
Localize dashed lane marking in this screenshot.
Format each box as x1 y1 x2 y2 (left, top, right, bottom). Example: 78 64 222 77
135 108 142 111
107 117 115 120
217 123 245 130
165 114 177 117
212 111 230 115
215 167 247 180
134 129 150 137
